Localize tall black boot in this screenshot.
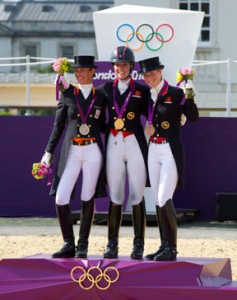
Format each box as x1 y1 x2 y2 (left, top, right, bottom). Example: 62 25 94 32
154 199 177 261
103 202 122 259
145 205 168 260
130 199 146 260
52 204 75 258
75 198 94 258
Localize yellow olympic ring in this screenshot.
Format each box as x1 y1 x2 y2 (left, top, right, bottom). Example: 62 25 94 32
125 32 144 52
70 265 120 291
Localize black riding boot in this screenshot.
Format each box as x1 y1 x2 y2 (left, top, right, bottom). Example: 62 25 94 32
75 198 94 258
153 199 177 261
52 204 75 258
103 202 122 259
146 205 168 260
130 199 146 260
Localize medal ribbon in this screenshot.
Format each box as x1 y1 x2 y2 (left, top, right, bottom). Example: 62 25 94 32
113 78 135 118
148 80 169 124
74 86 96 124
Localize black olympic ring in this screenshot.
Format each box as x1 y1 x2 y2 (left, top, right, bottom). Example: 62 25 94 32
70 265 120 291
116 23 174 52
136 24 154 42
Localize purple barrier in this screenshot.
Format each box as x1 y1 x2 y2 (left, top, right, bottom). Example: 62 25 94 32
0 116 237 220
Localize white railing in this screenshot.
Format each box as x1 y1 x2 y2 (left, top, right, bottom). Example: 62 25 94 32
0 56 236 117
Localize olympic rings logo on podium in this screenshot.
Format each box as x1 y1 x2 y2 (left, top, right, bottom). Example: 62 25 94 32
116 23 174 52
70 265 120 290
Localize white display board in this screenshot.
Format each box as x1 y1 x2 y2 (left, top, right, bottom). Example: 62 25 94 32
93 5 204 85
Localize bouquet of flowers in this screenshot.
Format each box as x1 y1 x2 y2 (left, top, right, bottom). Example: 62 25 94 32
176 67 195 99
52 57 72 100
176 67 195 82
52 57 72 75
32 162 52 185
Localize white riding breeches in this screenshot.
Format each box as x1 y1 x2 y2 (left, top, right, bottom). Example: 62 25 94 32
56 143 102 205
148 142 178 207
106 132 147 206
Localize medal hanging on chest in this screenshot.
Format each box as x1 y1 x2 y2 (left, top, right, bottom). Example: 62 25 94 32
79 124 90 135
75 86 96 136
113 79 135 130
114 118 124 130
145 123 155 136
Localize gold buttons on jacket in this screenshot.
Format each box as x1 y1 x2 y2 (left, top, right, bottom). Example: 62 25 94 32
161 121 170 129
127 112 135 120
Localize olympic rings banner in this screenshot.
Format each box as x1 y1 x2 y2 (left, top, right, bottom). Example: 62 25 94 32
93 5 204 85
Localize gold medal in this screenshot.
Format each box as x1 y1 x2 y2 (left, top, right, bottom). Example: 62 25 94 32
79 124 90 135
145 124 155 136
114 118 124 130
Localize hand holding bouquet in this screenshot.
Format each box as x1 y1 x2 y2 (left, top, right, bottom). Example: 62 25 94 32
176 67 195 99
32 163 52 185
52 57 72 100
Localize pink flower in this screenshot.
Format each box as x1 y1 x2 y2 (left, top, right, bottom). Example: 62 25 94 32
52 58 62 72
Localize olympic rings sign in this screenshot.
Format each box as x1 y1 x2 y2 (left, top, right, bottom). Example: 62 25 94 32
70 265 120 290
116 23 174 52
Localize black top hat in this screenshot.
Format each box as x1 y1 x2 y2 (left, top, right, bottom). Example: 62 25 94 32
138 57 164 74
73 55 98 68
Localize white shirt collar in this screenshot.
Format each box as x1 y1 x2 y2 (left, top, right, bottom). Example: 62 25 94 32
118 78 130 94
150 79 164 101
78 83 93 99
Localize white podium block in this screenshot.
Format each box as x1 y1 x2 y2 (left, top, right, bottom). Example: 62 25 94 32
93 5 204 84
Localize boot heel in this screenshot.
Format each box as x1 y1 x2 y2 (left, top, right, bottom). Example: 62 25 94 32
103 242 118 259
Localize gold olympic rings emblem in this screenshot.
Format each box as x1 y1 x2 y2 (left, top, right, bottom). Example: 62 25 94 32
70 266 120 290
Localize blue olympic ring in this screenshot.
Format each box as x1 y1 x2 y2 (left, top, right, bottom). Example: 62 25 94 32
116 23 174 52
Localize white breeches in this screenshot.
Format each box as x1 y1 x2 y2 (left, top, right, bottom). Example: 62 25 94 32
56 143 102 205
148 143 178 207
106 132 147 206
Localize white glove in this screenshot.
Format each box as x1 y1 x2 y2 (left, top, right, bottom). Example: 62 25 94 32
185 79 195 90
54 74 70 89
185 79 195 99
180 114 187 126
178 81 186 94
41 152 53 168
54 74 60 85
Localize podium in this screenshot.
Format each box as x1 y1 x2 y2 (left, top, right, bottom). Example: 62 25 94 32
1 255 237 300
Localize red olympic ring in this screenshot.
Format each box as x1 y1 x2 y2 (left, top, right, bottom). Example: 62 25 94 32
155 23 174 42
116 23 174 52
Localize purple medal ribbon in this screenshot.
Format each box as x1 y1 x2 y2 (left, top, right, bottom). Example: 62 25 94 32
74 87 96 124
148 80 169 124
113 79 135 118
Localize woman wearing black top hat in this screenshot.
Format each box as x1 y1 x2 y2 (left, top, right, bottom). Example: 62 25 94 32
41 55 107 259
97 46 150 260
138 56 199 261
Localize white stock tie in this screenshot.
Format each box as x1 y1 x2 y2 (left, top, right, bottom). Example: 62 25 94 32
150 88 158 102
79 84 93 99
118 81 129 95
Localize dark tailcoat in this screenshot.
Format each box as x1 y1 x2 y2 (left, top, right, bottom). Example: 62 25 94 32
150 84 199 188
45 85 107 198
97 80 150 183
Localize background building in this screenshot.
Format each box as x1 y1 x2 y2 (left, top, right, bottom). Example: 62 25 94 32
0 0 237 116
